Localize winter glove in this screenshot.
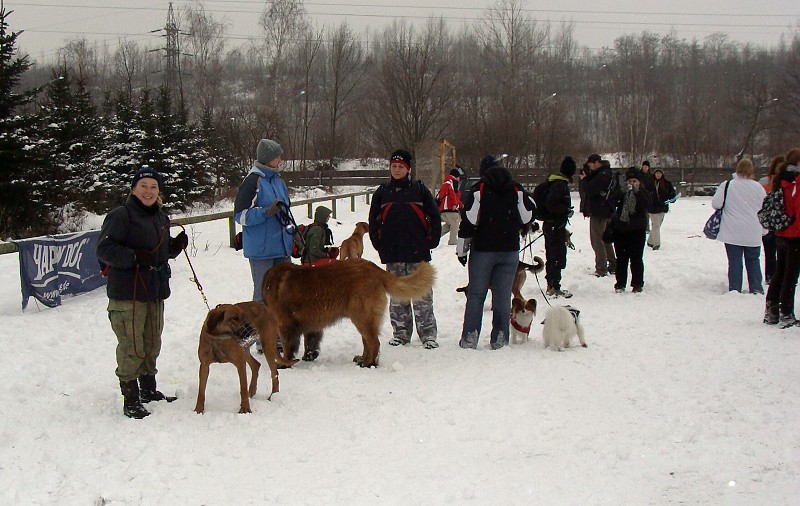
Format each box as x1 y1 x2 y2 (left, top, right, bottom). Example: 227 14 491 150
174 231 189 251
266 200 283 217
567 208 574 219
529 221 540 233
458 254 468 266
456 237 471 266
134 249 155 266
168 231 189 256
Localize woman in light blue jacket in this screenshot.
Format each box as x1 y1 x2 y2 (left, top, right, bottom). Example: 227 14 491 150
711 158 767 293
234 138 293 300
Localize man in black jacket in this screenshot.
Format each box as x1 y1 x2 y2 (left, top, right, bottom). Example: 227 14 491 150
579 154 617 277
540 156 577 297
368 149 441 349
457 155 536 349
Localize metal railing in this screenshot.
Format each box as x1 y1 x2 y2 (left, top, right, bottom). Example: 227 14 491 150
0 190 374 256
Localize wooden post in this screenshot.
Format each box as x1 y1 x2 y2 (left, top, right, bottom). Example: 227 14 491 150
228 216 237 248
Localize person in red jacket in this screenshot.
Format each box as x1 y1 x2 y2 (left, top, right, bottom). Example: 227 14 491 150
438 167 464 245
764 148 800 328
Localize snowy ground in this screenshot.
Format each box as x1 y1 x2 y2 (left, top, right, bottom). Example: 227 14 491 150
0 192 798 505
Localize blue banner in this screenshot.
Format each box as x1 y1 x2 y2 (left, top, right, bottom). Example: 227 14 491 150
17 231 106 310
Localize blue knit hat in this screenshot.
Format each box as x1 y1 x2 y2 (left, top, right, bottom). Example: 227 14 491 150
131 166 163 188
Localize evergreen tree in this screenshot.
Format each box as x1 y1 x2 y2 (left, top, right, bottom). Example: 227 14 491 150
0 5 42 238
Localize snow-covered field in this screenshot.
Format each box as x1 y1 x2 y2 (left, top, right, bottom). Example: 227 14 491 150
1 192 798 505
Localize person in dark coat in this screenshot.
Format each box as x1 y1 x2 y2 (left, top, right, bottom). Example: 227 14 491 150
608 167 652 293
645 168 677 250
96 167 188 419
541 156 576 297
368 149 441 348
301 206 337 266
457 154 536 350
579 154 617 277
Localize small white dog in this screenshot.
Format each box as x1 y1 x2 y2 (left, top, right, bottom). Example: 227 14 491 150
542 305 587 351
510 297 537 344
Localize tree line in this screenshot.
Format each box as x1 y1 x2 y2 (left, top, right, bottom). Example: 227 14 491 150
2 0 799 239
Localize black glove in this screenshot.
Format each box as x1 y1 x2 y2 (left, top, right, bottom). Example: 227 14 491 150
134 249 155 266
174 231 188 251
266 200 282 217
530 221 540 233
458 254 468 266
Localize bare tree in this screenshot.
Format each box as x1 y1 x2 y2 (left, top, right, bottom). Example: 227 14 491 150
320 22 367 166
364 19 455 155
182 1 227 120
258 0 309 113
113 40 143 101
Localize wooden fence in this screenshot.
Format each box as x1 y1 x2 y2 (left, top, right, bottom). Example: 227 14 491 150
0 190 374 256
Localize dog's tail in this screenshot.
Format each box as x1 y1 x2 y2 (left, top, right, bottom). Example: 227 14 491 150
520 256 545 274
382 262 436 302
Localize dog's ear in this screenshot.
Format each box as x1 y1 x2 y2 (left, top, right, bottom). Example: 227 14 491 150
526 299 537 312
511 297 523 312
206 308 225 333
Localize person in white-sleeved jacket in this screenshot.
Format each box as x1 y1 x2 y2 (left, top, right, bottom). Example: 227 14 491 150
711 158 767 293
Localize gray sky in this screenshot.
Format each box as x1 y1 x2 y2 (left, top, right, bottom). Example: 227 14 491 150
7 0 800 62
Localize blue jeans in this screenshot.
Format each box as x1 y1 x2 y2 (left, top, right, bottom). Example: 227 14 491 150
724 243 763 293
249 256 291 302
460 250 519 350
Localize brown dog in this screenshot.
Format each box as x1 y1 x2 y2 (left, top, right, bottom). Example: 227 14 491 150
456 257 545 301
262 258 435 367
338 222 369 260
512 256 545 300
194 302 298 414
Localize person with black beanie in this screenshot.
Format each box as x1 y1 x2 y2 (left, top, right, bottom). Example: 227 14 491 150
538 156 577 297
368 149 442 349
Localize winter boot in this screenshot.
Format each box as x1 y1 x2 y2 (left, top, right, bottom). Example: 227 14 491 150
763 301 779 325
779 312 799 329
120 380 150 419
139 374 177 403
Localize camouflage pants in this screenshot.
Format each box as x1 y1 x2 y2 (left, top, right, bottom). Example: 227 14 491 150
108 299 164 382
386 262 437 344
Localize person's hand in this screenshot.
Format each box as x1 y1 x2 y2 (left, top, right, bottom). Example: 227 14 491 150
134 249 155 266
266 200 282 217
458 254 468 266
174 231 188 251
529 221 540 233
567 208 574 219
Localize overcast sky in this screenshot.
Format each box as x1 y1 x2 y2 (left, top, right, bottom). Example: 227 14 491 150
7 0 800 62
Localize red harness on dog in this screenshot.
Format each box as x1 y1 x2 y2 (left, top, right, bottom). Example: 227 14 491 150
510 317 531 335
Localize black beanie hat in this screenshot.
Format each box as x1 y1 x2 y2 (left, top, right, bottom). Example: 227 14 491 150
389 149 413 170
131 166 163 188
560 156 577 178
625 167 641 181
480 154 498 176
449 168 462 178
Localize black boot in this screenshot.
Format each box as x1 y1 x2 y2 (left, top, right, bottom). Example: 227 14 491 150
764 301 779 325
120 380 150 419
139 374 177 403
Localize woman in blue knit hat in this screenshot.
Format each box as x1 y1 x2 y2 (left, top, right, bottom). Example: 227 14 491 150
96 166 188 419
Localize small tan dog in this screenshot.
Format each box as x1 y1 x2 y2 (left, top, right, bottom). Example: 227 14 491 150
512 257 545 301
510 297 537 344
194 302 298 414
338 222 369 260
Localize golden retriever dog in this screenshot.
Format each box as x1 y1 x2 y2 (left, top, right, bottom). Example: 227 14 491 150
512 256 545 301
338 221 369 260
262 258 435 367
194 302 298 414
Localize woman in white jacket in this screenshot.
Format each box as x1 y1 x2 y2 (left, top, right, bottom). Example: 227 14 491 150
711 158 767 293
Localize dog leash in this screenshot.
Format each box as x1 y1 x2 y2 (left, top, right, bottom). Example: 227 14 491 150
172 223 211 311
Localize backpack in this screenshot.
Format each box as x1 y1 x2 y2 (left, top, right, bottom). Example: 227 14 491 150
291 223 316 259
758 186 795 232
602 170 624 208
531 181 554 220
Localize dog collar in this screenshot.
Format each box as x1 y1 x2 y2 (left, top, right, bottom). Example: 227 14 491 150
511 319 531 334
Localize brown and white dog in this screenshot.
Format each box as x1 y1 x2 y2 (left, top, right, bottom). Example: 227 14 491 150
262 258 435 367
510 297 537 344
193 302 298 414
338 222 370 260
542 305 587 351
456 257 545 300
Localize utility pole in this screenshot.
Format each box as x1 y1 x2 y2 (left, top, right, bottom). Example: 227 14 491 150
150 3 190 111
